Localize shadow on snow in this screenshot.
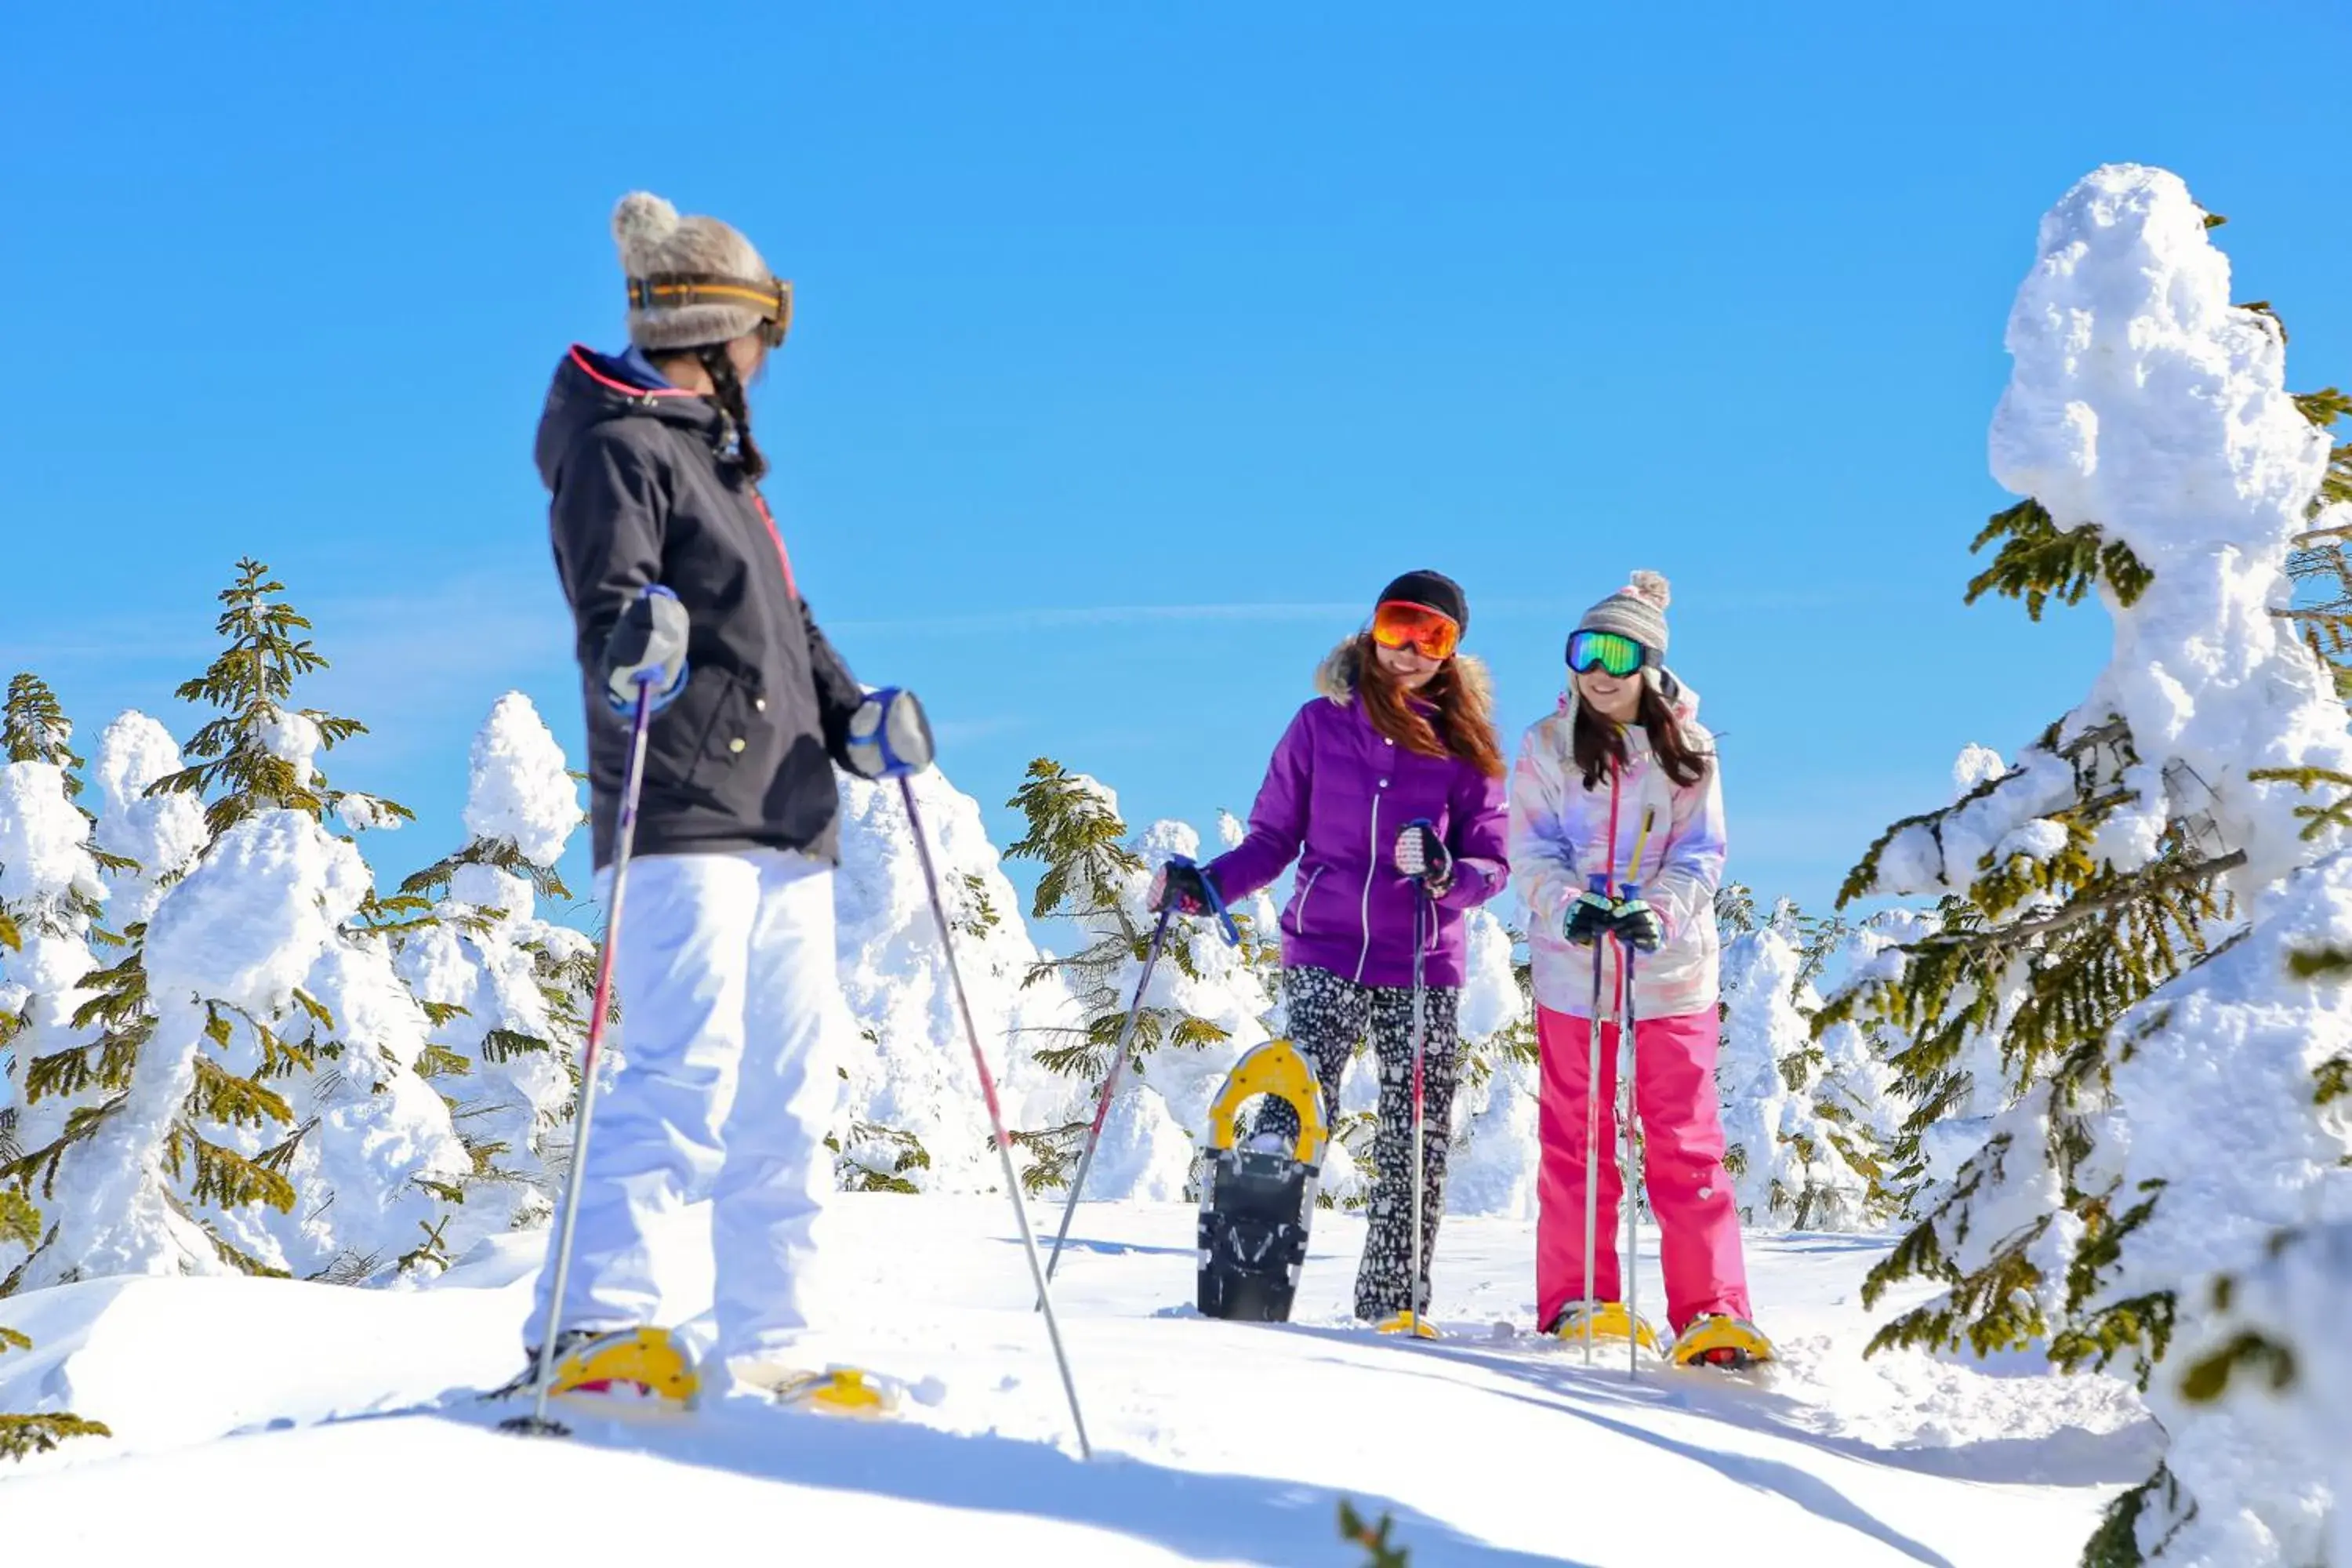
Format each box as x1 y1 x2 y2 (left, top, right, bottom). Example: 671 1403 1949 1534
419 1392 1588 1568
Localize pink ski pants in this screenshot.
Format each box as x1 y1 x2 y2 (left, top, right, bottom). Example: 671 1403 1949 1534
1536 1004 1751 1333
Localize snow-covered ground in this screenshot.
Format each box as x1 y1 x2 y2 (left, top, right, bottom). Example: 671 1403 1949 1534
0 1196 2147 1566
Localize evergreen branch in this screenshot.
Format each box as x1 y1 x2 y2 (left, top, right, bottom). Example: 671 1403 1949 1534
190 1056 293 1129
1917 851 2245 956
1965 500 2153 620
1 1412 113 1461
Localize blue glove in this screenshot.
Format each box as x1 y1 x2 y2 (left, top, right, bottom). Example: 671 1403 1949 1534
844 688 935 780
601 586 689 717
1152 861 1216 916
1610 896 1665 954
1563 887 1615 946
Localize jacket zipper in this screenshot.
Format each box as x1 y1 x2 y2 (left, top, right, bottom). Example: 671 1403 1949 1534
1290 866 1323 936
1354 790 1383 983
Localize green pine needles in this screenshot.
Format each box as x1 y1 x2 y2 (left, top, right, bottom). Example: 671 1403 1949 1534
1002 758 1235 1189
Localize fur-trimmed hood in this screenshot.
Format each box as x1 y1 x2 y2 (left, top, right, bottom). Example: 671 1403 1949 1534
1313 639 1495 709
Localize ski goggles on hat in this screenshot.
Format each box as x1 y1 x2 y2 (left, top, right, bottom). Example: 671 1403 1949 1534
1370 600 1461 661
626 272 796 348
1566 629 1646 678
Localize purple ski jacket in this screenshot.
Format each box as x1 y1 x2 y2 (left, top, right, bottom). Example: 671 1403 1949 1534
1205 642 1510 990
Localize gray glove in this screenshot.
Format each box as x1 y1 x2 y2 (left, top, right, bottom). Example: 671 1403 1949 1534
601 586 689 716
844 688 935 779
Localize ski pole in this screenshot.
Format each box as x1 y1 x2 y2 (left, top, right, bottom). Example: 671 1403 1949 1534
1618 808 1655 1381
506 680 657 1439
1042 905 1175 1291
1044 855 1236 1295
1581 872 1607 1368
899 776 1094 1461
1389 820 1450 1338
1620 897 1643 1381
1407 882 1430 1334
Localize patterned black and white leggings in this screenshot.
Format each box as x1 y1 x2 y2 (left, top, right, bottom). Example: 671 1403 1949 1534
1250 964 1462 1323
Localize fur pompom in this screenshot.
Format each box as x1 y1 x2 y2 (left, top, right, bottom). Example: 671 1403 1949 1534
1627 569 1671 610
612 191 681 272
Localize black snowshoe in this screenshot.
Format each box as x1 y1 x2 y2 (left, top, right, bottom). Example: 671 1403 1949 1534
1196 1039 1329 1323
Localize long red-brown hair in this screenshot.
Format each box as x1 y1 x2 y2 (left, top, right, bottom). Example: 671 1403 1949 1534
1353 634 1507 779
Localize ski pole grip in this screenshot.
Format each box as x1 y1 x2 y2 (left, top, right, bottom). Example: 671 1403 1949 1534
1174 854 1240 947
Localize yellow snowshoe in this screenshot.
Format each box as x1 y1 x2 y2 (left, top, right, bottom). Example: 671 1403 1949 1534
732 1359 902 1419
546 1327 700 1408
1374 1310 1443 1341
1547 1301 1663 1356
1671 1315 1777 1370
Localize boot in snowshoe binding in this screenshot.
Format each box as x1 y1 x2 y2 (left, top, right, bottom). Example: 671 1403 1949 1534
528 1327 700 1408
1547 1301 1663 1356
1671 1314 1777 1370
1197 1039 1328 1323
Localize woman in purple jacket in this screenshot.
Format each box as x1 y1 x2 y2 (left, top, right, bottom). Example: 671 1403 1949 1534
1160 571 1510 1323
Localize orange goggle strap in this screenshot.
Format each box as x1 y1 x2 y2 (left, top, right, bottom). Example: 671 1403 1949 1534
1372 600 1461 655
626 273 794 344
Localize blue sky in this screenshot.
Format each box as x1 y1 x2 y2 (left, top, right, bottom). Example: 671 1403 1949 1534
7 2 2348 926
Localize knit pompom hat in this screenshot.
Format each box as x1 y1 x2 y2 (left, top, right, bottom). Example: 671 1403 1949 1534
1571 569 1671 663
613 191 777 351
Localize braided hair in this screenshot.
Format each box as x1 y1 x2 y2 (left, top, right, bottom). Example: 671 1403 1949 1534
695 344 768 482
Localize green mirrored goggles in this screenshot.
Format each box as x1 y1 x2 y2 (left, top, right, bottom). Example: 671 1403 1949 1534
1566 629 1646 679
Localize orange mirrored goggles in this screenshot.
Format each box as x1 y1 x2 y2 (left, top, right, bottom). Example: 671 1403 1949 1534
626 272 795 349
1370 600 1461 661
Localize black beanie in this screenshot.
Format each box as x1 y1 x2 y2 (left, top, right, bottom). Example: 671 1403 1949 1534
1375 570 1468 636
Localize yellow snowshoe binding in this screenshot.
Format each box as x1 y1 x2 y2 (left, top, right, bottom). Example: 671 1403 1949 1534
547 1327 700 1407
782 1368 898 1418
734 1359 902 1419
1548 1301 1663 1355
1375 1309 1442 1340
1671 1315 1777 1370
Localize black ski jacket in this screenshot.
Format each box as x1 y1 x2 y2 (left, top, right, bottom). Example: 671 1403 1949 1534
537 345 863 869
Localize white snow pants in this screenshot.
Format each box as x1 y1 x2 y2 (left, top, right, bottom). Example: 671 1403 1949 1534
535 848 846 1360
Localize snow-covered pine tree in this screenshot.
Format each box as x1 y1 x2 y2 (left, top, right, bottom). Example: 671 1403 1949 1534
1438 906 1540 1218
13 562 467 1285
1715 898 1901 1231
1003 759 1270 1199
1809 167 2352 1563
828 763 1077 1193
2 710 210 1294
391 693 589 1236
0 677 116 1287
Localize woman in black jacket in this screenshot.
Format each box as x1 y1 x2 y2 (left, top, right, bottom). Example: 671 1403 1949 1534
528 191 922 1414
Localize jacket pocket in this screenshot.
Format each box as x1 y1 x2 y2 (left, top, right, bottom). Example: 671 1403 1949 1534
645 669 755 803
1287 865 1324 936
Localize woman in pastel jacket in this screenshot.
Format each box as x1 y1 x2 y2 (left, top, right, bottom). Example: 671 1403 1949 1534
1161 570 1510 1326
1507 571 1772 1367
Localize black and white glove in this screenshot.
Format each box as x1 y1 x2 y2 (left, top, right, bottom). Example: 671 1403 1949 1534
1563 887 1616 947
844 688 935 780
601 586 689 716
1609 896 1666 954
1150 861 1217 916
1394 820 1454 895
